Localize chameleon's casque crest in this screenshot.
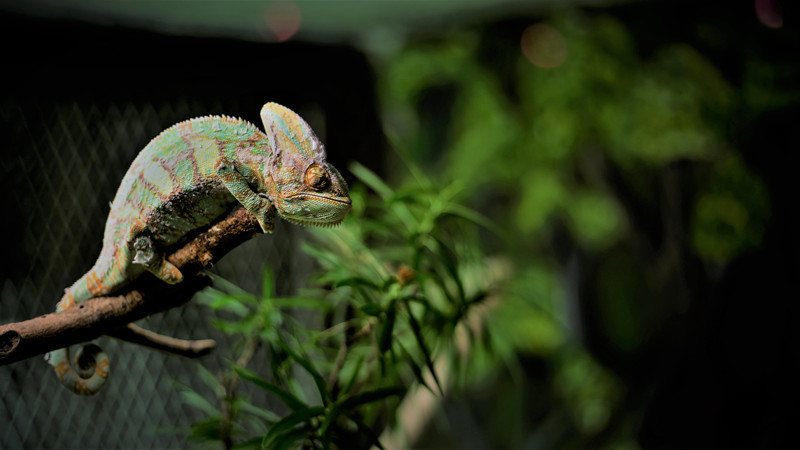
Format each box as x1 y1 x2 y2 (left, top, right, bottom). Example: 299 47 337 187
46 102 351 395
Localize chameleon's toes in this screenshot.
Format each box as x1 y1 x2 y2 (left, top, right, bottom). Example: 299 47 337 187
257 218 275 234
149 259 184 284
132 235 157 266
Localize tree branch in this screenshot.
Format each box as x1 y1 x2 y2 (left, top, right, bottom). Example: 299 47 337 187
0 205 262 366
108 324 216 358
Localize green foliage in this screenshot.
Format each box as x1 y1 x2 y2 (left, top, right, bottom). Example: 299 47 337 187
380 11 767 260
366 9 779 447
177 162 508 449
692 154 770 262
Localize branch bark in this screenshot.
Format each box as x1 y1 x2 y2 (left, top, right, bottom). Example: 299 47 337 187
0 205 262 366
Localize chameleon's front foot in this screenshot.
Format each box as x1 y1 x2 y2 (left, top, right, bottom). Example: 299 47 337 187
132 235 184 284
254 193 276 233
216 159 276 233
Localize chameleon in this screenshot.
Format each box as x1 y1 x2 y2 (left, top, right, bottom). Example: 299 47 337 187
45 102 351 395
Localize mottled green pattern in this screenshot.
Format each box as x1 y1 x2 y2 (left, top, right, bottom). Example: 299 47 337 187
46 103 351 395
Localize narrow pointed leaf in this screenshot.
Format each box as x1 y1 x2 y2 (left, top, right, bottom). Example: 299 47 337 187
236 399 282 423
341 356 364 396
407 308 443 395
262 406 324 449
318 404 340 438
233 365 305 411
338 386 406 411
196 363 223 394
443 203 504 236
180 389 219 416
359 303 382 317
349 161 394 200
278 341 331 404
399 343 435 396
261 268 274 301
345 414 386 450
430 234 466 303
273 423 317 450
334 276 381 290
379 304 397 354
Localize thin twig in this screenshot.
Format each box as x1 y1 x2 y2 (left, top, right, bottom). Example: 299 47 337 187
108 324 216 358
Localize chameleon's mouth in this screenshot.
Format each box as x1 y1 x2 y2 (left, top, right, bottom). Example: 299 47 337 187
286 192 351 206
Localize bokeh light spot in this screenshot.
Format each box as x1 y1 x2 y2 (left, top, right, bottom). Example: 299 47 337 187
263 0 302 42
521 23 567 69
755 0 783 29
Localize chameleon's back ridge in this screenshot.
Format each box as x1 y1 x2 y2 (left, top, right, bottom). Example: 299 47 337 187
46 102 351 395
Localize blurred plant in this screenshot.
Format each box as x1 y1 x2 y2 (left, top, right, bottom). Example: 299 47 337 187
174 161 514 449
379 11 769 261
359 9 780 447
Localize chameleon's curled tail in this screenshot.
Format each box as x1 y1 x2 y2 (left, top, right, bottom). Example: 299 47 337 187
45 265 118 395
46 343 110 396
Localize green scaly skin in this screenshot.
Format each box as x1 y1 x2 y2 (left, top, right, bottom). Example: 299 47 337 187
46 102 351 395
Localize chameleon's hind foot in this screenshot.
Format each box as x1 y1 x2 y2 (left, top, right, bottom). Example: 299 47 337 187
150 258 183 284
132 235 183 284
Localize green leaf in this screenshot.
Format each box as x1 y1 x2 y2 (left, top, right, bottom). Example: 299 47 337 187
443 202 504 236
359 303 383 317
206 272 250 295
207 294 253 316
233 365 306 411
211 318 249 335
318 404 340 439
262 406 325 449
196 363 223 394
180 389 219 416
261 268 274 301
273 423 317 450
337 386 406 411
349 161 417 230
278 341 332 404
349 161 394 200
186 417 223 442
425 234 465 304
343 413 386 450
334 276 381 290
379 303 397 354
236 399 282 424
230 436 263 450
341 356 364 396
407 308 443 395
399 343 435 395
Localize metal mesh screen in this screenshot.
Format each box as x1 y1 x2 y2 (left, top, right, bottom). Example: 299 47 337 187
0 97 315 449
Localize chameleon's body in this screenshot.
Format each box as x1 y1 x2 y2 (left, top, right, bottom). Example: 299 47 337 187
46 103 351 395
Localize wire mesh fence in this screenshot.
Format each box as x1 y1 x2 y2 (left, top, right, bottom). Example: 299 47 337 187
1 97 316 449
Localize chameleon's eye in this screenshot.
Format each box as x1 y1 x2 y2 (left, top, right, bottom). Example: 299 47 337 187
305 164 329 191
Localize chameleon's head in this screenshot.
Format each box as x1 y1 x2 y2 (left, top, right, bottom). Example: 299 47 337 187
261 102 351 227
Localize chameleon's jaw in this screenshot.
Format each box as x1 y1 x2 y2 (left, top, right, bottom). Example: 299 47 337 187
283 216 347 228
277 193 351 228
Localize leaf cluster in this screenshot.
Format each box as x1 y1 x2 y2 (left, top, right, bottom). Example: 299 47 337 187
176 162 503 449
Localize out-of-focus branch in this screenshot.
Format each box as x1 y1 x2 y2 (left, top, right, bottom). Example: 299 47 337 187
108 324 216 358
